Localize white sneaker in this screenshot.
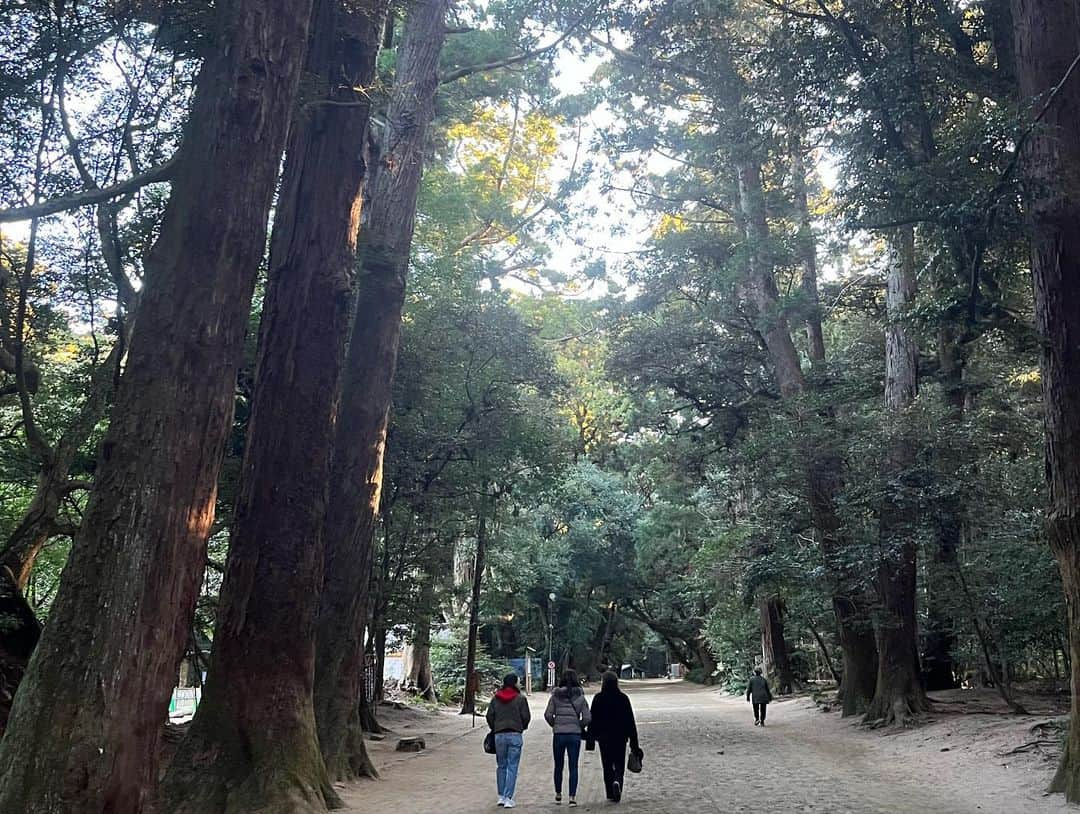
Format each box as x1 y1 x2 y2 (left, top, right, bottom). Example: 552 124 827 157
497 797 506 807
503 800 516 809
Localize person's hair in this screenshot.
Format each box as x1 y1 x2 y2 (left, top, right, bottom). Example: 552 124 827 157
503 673 519 688
561 669 579 690
754 668 763 676
601 671 619 693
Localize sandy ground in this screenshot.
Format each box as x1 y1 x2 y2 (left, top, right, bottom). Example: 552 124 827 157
339 680 1072 813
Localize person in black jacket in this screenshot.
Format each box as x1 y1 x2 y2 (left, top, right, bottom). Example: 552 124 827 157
586 671 640 802
746 667 773 726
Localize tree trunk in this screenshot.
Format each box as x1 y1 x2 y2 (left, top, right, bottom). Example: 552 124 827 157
866 227 927 726
404 636 435 702
694 638 717 683
760 596 795 694
313 0 448 776
789 135 827 365
404 573 437 701
923 328 964 690
461 496 489 715
0 2 314 810
159 1 380 809
737 157 878 715
373 617 388 705
1011 0 1080 797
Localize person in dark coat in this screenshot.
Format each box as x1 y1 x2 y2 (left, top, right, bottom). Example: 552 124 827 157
544 669 591 806
586 671 640 803
746 667 773 726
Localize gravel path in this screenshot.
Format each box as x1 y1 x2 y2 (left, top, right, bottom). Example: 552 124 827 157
341 680 1070 813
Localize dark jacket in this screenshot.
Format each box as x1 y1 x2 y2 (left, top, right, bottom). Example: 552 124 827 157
746 674 772 704
587 689 638 750
486 686 531 733
544 686 591 735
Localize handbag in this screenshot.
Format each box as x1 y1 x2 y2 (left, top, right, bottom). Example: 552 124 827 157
483 731 496 755
627 748 643 774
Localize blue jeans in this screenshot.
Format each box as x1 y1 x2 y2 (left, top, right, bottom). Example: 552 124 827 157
553 732 582 796
495 732 523 800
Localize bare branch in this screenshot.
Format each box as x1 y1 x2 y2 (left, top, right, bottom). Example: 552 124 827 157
0 158 178 224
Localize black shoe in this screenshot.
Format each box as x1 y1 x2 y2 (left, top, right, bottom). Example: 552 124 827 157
612 780 622 802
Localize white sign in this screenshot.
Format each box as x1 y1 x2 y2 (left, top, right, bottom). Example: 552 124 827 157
548 660 556 669
168 687 201 719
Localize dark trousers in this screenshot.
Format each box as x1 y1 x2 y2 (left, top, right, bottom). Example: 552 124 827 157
553 733 582 796
598 738 627 799
753 702 767 722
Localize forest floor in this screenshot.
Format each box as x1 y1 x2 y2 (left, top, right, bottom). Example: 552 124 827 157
340 679 1071 813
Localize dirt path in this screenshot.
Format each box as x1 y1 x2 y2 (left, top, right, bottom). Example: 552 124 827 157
340 680 1070 813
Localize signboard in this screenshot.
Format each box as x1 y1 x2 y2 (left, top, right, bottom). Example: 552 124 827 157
547 661 556 688
168 687 201 719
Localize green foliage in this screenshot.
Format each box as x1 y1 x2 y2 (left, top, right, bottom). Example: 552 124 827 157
431 623 512 703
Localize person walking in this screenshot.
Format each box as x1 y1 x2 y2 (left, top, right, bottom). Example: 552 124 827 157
746 667 773 726
587 671 640 803
486 673 531 808
544 669 591 806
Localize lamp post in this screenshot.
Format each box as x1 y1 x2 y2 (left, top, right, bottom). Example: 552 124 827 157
547 592 556 689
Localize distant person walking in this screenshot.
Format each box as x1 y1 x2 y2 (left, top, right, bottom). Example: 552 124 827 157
587 671 641 803
746 667 773 726
486 673 531 808
544 669 591 806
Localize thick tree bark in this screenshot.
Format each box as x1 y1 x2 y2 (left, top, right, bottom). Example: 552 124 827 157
760 596 795 694
0 2 314 810
159 1 381 810
737 158 878 715
866 227 928 726
405 629 436 702
313 0 448 777
1010 0 1080 798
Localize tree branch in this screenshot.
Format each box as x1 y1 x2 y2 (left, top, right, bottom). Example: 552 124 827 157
440 7 597 84
0 158 178 224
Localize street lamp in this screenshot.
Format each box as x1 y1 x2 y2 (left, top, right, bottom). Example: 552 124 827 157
547 592 556 688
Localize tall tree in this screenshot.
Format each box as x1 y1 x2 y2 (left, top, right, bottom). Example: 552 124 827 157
736 156 879 714
314 0 449 780
865 227 927 725
0 0 315 808
1010 0 1080 799
160 0 384 810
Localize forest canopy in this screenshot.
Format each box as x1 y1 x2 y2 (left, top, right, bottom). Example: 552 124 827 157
0 0 1078 810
